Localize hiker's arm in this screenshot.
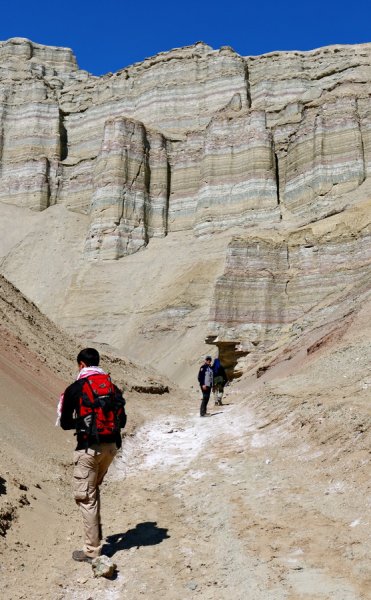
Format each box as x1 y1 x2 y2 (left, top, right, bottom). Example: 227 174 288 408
60 383 79 430
114 386 127 430
119 409 127 429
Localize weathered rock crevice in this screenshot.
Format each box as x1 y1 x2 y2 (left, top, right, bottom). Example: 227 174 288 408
58 111 68 162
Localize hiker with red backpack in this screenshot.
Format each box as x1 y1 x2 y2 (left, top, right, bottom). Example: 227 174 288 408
60 348 126 563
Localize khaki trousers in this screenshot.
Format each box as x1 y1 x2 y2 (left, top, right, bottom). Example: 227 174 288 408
73 443 117 558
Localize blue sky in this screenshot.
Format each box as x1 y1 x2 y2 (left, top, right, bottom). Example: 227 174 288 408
1 0 370 75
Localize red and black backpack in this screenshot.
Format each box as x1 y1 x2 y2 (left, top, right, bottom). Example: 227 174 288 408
77 373 125 442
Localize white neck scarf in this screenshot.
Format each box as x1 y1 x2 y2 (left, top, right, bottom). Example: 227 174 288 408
76 366 106 380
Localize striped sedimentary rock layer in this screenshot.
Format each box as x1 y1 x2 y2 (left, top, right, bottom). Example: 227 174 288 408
247 43 371 115
193 107 279 235
208 202 371 371
85 106 280 257
165 104 280 236
0 37 371 258
273 96 368 222
57 43 249 217
60 43 250 144
0 38 77 211
0 37 77 71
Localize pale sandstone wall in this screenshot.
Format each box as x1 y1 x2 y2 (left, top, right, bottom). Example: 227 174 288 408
247 44 371 114
194 107 280 235
77 41 371 257
0 37 78 71
273 96 369 222
0 38 78 210
59 43 249 148
57 43 249 218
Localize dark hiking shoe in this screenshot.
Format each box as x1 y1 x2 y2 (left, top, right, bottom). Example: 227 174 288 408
72 550 93 563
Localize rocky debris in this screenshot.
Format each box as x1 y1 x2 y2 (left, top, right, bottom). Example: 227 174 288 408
131 384 169 395
0 504 17 536
91 555 117 578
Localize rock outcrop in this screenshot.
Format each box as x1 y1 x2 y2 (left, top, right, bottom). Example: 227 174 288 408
0 37 371 379
208 198 371 373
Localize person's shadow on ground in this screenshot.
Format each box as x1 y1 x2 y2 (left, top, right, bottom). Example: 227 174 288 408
0 477 6 495
102 521 170 557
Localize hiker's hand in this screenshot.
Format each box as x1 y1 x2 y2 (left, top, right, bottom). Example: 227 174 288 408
82 414 93 429
202 385 207 391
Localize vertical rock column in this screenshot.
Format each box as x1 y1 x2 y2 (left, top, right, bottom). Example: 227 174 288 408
357 97 371 178
0 82 61 210
209 236 291 342
281 97 365 218
85 117 169 259
146 130 169 238
194 109 280 235
0 39 67 211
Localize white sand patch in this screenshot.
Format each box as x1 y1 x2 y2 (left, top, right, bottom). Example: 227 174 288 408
189 470 206 479
114 404 256 477
325 480 348 495
349 518 361 527
251 432 272 448
217 461 235 472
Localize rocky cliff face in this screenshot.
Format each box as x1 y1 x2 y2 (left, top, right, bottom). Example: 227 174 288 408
0 37 370 380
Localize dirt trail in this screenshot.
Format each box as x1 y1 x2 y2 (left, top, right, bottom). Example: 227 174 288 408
1 371 370 600
56 382 369 600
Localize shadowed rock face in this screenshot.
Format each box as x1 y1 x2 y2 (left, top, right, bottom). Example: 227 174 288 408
0 37 371 378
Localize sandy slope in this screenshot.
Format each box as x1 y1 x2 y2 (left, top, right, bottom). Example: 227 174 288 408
0 201 232 387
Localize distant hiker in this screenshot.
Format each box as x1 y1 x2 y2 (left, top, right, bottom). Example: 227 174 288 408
60 348 126 563
198 355 214 417
212 358 228 406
